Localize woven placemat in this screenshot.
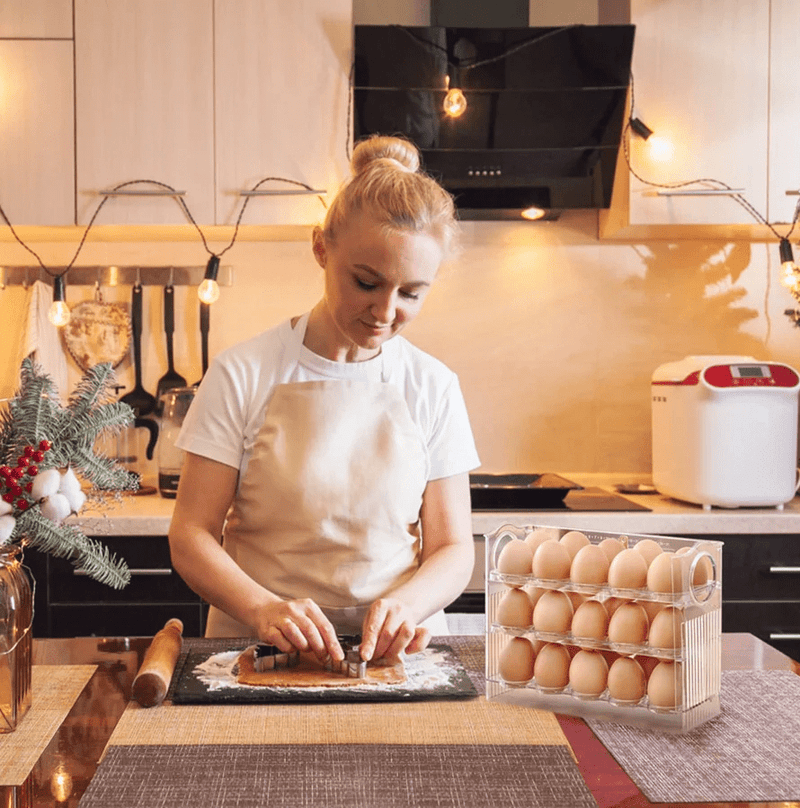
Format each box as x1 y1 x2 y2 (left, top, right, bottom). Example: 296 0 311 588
79 743 597 808
0 664 96 785
587 669 800 803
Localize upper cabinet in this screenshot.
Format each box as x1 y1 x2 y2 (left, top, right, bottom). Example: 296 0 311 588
0 0 74 226
74 0 216 225
601 0 797 239
214 0 351 226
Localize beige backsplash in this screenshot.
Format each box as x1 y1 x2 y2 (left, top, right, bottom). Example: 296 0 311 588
0 211 794 475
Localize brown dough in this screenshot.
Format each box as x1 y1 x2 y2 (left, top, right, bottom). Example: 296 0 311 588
235 645 406 688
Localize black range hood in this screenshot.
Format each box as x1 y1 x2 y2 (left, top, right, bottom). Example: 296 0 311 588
353 24 635 219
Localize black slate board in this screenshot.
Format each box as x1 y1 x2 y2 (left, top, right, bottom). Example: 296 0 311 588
171 642 478 704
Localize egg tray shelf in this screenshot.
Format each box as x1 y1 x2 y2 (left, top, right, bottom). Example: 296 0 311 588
487 570 718 607
489 623 685 661
485 674 721 732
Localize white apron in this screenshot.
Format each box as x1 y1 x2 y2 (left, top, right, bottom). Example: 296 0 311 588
206 314 448 637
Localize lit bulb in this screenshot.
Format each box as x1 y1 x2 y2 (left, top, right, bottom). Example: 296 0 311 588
443 87 467 118
521 207 546 221
647 135 675 162
48 275 71 327
198 278 220 304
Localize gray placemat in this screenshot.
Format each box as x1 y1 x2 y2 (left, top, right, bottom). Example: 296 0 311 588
586 669 800 803
78 743 596 808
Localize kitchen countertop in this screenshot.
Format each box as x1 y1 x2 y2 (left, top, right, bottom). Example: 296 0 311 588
71 473 800 537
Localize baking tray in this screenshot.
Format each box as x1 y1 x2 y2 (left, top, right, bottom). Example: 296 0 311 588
470 473 583 510
171 642 478 704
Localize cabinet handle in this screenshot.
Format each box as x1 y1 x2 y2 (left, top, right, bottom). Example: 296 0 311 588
768 566 800 574
239 189 326 196
786 190 800 196
769 633 800 641
73 568 173 577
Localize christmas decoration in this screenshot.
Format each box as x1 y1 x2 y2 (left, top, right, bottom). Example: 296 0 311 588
0 358 138 589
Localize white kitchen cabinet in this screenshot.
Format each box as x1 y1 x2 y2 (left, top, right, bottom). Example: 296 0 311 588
74 0 216 225
767 1 800 226
213 0 351 226
0 41 74 226
625 0 770 228
0 0 72 38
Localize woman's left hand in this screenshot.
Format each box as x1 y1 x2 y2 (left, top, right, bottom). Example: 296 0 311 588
360 598 431 661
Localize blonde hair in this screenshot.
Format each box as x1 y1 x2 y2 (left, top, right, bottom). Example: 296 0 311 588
322 135 459 257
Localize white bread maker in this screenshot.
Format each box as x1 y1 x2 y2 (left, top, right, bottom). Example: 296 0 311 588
652 355 800 509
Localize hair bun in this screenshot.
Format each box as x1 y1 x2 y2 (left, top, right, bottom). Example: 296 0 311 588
351 135 420 176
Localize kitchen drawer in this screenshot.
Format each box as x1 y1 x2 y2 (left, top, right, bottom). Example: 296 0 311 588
685 533 800 600
48 535 197 604
723 601 800 661
49 603 203 638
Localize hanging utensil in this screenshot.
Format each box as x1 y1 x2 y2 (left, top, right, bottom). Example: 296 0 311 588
62 280 131 371
120 280 157 416
194 301 210 386
155 276 187 409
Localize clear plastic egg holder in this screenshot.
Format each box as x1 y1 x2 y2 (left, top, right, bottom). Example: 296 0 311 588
485 523 722 732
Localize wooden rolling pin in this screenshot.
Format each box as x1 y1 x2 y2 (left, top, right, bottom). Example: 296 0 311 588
132 618 184 707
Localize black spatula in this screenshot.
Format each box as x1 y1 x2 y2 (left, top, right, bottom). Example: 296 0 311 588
155 282 187 410
120 282 157 416
193 301 210 386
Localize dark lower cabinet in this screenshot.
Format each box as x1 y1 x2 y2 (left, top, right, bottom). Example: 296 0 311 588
23 535 206 638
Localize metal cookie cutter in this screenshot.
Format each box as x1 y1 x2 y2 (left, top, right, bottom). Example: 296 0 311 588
325 634 366 678
253 643 299 672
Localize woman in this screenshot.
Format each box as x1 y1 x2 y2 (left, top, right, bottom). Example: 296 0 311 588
168 135 480 666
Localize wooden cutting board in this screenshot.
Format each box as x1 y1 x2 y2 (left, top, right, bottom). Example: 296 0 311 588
62 298 131 371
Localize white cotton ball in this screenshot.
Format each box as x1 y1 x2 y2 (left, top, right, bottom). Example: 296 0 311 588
0 500 12 517
58 467 82 497
40 493 71 524
63 487 86 515
0 515 15 543
31 468 61 501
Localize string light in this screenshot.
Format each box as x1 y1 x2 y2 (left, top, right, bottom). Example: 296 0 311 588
198 255 221 304
521 207 546 221
48 274 71 327
443 67 467 118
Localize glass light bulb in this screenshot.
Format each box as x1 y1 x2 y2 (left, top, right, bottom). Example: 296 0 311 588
443 88 467 118
521 206 546 221
48 301 71 327
647 135 675 162
198 278 220 304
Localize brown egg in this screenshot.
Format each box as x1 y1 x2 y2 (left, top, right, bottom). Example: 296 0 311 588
496 539 533 577
646 551 684 593
533 642 571 689
570 543 610 585
598 537 625 562
566 590 587 612
607 656 647 702
524 585 546 609
559 530 590 560
569 649 609 696
647 661 682 708
571 599 609 640
603 596 627 618
608 549 649 589
637 599 666 625
633 538 663 567
496 588 534 628
676 546 715 586
608 602 649 645
524 527 560 555
532 539 572 580
648 606 682 649
498 637 536 684
532 590 574 633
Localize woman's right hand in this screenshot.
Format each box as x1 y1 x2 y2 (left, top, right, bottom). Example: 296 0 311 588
252 597 344 663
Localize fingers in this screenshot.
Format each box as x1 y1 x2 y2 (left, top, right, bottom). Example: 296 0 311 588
360 599 422 662
406 626 431 655
258 599 344 662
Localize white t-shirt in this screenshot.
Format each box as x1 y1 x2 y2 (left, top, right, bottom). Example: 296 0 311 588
176 316 480 486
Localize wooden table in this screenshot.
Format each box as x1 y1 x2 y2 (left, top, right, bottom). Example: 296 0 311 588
4 633 798 807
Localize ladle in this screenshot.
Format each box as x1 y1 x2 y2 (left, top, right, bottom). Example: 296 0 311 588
155 276 187 409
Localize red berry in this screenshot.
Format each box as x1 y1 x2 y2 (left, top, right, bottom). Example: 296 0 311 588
24 483 32 493
16 499 29 511
32 451 44 462
0 466 10 478
17 456 29 468
27 465 38 476
38 440 52 451
10 468 24 480
2 493 13 504
9 484 21 497
23 446 34 458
